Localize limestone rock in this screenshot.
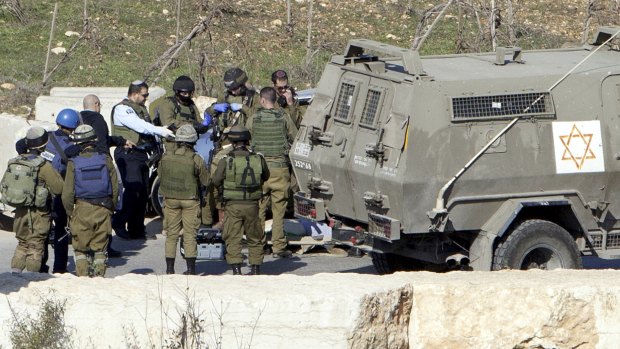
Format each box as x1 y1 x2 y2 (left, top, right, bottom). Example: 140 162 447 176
0 83 15 90
0 270 619 348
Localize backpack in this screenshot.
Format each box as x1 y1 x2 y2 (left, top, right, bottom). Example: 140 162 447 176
222 153 264 201
0 155 48 208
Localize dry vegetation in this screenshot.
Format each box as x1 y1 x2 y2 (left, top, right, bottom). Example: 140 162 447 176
0 0 619 114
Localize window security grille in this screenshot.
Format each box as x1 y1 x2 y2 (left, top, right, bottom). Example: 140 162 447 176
452 92 554 121
334 82 356 121
360 89 382 126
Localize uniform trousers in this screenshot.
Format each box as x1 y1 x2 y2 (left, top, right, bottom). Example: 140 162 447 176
164 198 200 258
70 201 111 277
11 207 52 273
223 201 264 265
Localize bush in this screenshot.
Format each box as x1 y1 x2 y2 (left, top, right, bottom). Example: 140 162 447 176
8 294 74 349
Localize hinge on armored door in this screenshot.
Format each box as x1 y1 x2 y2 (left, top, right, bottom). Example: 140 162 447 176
587 200 610 222
365 128 387 167
363 191 390 212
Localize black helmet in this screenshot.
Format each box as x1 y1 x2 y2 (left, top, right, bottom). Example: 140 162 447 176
227 125 251 142
172 75 195 93
223 68 247 90
25 126 49 149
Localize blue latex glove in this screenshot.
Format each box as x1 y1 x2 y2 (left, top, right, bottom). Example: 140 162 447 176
213 103 229 113
230 103 243 112
203 111 213 126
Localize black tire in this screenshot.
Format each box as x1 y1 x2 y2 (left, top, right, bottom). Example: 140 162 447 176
492 219 582 270
150 176 164 218
370 252 426 275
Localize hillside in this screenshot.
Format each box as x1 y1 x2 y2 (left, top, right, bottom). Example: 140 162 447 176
0 0 616 115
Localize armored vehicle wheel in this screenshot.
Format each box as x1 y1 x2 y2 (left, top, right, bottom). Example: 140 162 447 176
370 252 425 275
492 219 582 270
150 176 164 217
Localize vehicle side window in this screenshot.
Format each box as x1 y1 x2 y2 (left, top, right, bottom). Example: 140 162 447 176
451 92 555 122
360 88 384 128
334 81 358 123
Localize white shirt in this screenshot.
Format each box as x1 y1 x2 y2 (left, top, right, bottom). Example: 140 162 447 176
113 101 164 136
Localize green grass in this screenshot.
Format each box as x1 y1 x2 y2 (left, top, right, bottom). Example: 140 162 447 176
0 0 599 112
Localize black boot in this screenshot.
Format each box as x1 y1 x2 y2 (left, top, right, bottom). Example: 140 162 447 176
165 258 175 274
247 265 260 275
231 264 242 275
183 258 196 275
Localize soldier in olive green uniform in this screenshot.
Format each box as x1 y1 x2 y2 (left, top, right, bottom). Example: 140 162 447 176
212 126 269 275
159 125 211 275
62 125 119 277
6 127 64 274
152 75 207 151
205 68 260 229
247 87 298 258
271 70 307 128
152 76 213 227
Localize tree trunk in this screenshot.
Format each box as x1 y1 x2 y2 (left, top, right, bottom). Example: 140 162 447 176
506 0 516 45
489 0 497 51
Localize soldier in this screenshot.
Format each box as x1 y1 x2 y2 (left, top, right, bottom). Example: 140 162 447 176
212 126 269 275
3 127 63 274
271 69 306 128
152 75 208 152
205 68 260 229
111 80 175 240
81 95 130 259
247 87 298 258
271 70 306 217
62 125 118 277
158 125 211 275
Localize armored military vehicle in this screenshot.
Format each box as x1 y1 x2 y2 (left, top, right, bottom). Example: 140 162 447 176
290 26 620 273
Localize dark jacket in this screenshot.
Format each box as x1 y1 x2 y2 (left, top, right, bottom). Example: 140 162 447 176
80 110 127 154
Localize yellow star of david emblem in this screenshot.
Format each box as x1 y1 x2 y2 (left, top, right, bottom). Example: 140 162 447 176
559 124 595 170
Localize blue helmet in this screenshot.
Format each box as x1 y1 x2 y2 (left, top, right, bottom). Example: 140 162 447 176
56 108 80 129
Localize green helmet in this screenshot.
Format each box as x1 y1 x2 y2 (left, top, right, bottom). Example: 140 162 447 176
175 124 197 143
72 124 97 144
227 125 251 142
25 126 49 149
223 68 248 90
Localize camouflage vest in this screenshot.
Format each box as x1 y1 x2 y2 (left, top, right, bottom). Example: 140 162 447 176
251 108 288 160
222 151 263 201
159 147 200 200
111 99 152 144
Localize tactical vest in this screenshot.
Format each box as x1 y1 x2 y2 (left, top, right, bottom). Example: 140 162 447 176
251 108 289 159
159 147 200 200
0 154 48 208
222 152 263 201
171 96 198 123
218 89 256 130
73 153 112 199
42 130 73 176
111 99 152 144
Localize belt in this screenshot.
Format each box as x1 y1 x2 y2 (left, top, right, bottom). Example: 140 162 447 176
266 161 288 169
